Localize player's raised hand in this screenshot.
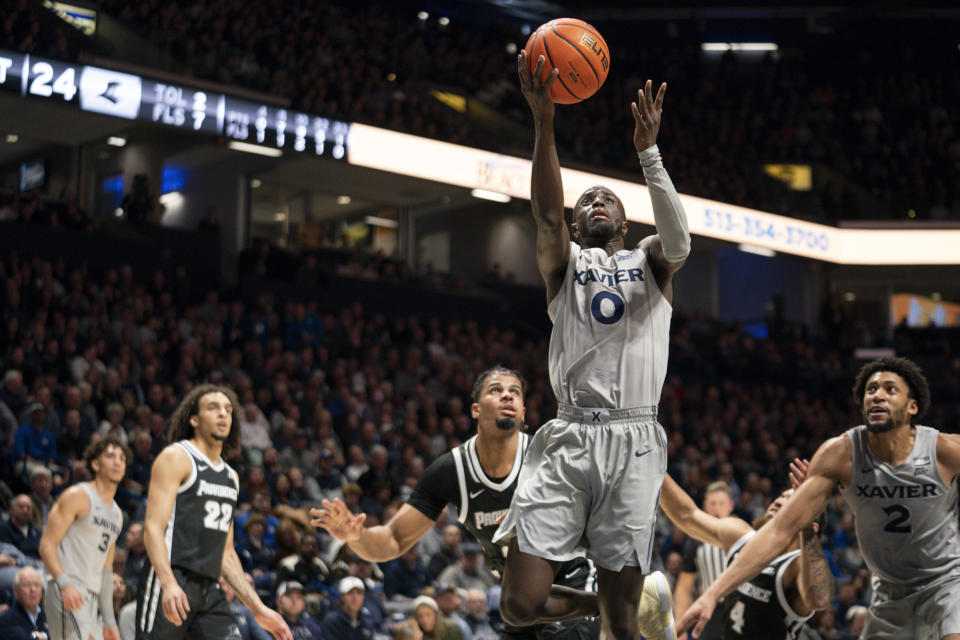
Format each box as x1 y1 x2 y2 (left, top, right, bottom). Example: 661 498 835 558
60 583 85 611
310 498 366 542
632 79 667 152
160 579 190 625
255 606 294 640
675 592 716 639
518 51 558 121
789 458 811 490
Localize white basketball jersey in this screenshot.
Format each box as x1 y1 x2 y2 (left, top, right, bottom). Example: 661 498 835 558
548 242 672 409
59 482 123 593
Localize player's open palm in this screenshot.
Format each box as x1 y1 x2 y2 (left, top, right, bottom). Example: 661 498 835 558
161 580 190 625
256 607 293 640
61 583 85 611
310 498 366 542
518 51 557 122
676 594 716 640
632 79 667 152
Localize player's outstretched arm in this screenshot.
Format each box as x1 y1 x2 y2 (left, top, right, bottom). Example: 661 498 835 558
659 473 752 552
38 485 89 612
221 519 293 640
792 521 834 616
310 500 435 563
144 445 192 625
518 50 570 303
676 436 848 638
632 79 689 298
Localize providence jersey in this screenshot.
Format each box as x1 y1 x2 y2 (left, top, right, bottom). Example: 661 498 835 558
548 242 671 409
58 482 123 593
839 424 960 584
723 532 812 640
166 440 239 580
409 433 530 575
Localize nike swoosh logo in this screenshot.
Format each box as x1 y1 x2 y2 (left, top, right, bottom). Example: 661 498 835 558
861 466 873 473
635 449 652 458
563 569 579 580
469 489 484 499
198 465 209 471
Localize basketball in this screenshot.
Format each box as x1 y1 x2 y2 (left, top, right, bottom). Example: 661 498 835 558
524 18 610 104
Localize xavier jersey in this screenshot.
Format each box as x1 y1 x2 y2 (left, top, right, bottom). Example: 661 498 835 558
839 424 960 584
548 242 671 409
58 482 123 593
723 532 812 640
166 440 239 580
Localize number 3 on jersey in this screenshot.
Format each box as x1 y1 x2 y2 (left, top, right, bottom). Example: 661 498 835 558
591 291 624 325
203 500 233 532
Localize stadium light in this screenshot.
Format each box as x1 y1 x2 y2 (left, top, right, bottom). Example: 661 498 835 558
227 140 282 157
702 43 778 52
365 215 399 228
107 136 127 147
337 195 351 205
471 188 511 203
158 191 183 207
737 243 776 257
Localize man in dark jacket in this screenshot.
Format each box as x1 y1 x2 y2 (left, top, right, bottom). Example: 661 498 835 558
0 567 48 640
320 577 375 639
0 495 41 559
275 581 323 640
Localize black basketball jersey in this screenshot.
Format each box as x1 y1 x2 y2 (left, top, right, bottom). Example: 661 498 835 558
450 432 530 575
722 532 812 640
409 432 530 576
167 440 239 580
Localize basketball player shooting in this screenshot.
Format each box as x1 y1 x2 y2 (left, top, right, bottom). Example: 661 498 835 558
40 437 129 640
677 357 960 640
492 50 690 640
136 384 292 640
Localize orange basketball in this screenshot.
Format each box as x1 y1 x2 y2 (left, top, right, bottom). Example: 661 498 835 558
524 18 610 104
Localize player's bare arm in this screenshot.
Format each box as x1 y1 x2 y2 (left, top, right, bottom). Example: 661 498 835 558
39 484 90 611
936 432 960 485
221 511 293 640
310 499 435 562
631 79 690 303
677 435 849 637
518 50 570 303
789 520 834 617
144 445 193 625
659 473 752 552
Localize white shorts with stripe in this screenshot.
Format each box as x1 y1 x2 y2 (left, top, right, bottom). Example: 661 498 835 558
46 578 101 640
494 405 667 573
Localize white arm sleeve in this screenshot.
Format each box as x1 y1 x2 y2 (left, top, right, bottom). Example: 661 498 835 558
638 144 690 262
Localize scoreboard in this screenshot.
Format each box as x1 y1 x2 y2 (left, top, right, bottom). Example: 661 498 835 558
0 49 349 158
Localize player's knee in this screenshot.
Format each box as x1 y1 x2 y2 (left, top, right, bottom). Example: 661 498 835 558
601 612 638 640
499 591 545 627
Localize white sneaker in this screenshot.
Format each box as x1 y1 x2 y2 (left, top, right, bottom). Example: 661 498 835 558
636 571 677 640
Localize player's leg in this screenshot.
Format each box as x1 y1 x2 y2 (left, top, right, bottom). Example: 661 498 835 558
188 579 242 640
595 566 645 639
500 539 567 626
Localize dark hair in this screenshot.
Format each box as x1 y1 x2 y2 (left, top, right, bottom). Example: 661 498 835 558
471 367 526 403
852 356 930 422
167 384 242 455
83 436 132 477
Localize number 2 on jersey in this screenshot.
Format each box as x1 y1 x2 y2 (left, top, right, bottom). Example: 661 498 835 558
882 504 911 533
203 500 233 532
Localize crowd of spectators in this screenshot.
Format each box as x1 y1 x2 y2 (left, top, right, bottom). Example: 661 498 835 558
3 249 959 638
8 1 959 222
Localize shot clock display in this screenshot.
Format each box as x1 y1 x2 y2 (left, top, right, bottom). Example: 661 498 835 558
0 49 349 158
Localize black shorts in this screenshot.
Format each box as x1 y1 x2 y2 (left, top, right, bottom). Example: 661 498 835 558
500 558 601 640
135 564 240 640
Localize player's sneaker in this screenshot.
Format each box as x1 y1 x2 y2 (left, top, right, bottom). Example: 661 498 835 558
636 570 676 640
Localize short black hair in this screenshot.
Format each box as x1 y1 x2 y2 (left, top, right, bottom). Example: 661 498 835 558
83 436 132 477
852 356 930 422
471 367 526 403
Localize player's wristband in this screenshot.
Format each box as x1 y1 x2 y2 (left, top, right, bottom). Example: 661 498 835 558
99 566 117 628
56 574 79 590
